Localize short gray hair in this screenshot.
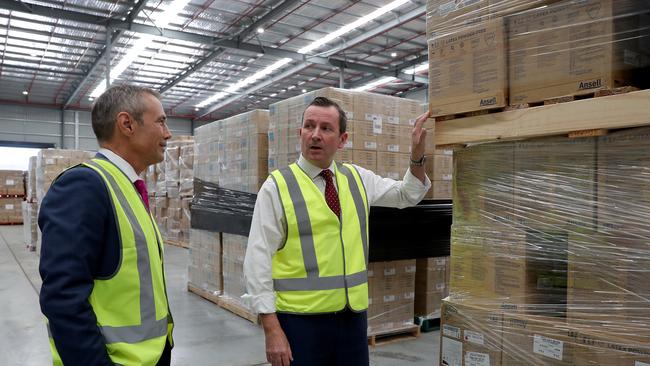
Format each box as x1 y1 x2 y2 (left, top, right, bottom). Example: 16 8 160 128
91 85 161 142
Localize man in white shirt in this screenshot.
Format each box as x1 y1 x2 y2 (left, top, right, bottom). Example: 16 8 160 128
243 96 430 366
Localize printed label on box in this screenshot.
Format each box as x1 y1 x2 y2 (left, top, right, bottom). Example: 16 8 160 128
344 141 353 149
441 337 462 366
436 258 447 265
387 116 400 125
384 268 396 276
269 148 276 155
442 150 453 155
5 204 14 210
364 142 377 150
388 145 400 152
346 111 354 119
372 120 383 134
436 283 446 291
464 330 485 346
404 292 415 300
635 362 650 366
438 0 456 16
367 269 374 277
533 334 563 361
366 113 382 123
383 295 396 302
387 172 399 180
46 158 55 165
465 352 490 366
405 265 416 273
6 179 15 185
409 118 417 126
443 324 461 339
442 174 453 181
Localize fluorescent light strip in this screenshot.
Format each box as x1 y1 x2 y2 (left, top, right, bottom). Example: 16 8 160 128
403 62 428 75
89 0 191 98
196 57 293 108
352 76 397 92
298 0 410 55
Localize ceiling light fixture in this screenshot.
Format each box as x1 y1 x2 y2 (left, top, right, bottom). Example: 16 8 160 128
257 27 264 34
22 90 28 95
88 0 192 98
298 0 409 54
88 97 94 101
352 76 397 92
391 52 397 57
403 62 428 75
196 57 293 108
301 89 307 93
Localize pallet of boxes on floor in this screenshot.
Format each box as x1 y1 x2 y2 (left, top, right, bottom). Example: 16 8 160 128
187 110 269 324
0 169 26 226
146 136 194 249
26 149 96 255
426 0 650 364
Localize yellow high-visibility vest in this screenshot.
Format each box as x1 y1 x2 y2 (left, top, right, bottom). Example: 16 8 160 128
47 158 173 366
270 162 370 313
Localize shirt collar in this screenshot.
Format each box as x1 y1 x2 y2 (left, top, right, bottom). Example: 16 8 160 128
97 148 140 183
297 154 336 180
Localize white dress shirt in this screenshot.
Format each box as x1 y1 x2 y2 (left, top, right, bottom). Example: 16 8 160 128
242 154 431 314
98 148 140 183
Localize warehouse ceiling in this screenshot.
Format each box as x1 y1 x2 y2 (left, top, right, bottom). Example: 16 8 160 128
0 0 429 121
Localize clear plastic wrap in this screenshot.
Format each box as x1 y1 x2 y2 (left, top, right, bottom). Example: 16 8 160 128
188 228 222 295
194 109 269 194
415 256 450 320
367 260 417 335
221 233 250 311
179 144 194 197
26 156 37 202
443 126 650 365
164 136 193 199
22 201 38 251
0 170 25 196
427 0 650 117
36 149 95 203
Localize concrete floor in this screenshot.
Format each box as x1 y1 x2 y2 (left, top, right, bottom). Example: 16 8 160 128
0 225 440 365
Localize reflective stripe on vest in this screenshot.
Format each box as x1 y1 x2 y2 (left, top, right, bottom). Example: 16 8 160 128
86 160 169 343
272 163 369 295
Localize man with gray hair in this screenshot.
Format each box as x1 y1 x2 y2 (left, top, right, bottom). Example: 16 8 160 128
39 85 174 365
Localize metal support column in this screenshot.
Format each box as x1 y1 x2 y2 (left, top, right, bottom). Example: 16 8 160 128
105 28 112 90
339 67 345 89
59 108 65 148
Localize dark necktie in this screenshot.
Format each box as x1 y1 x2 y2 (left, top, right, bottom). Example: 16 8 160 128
134 179 150 211
319 169 341 218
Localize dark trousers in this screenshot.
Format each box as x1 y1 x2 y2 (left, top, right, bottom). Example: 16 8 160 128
277 309 369 366
156 341 172 366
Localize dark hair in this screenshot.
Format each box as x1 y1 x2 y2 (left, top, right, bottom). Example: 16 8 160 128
91 85 161 142
303 96 347 133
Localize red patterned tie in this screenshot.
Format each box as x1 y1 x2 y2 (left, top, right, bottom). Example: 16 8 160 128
134 179 150 211
319 169 341 218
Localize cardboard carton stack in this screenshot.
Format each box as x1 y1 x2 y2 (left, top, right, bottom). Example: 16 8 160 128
268 87 446 198
191 110 269 312
26 156 36 202
188 228 222 295
442 126 650 365
426 0 650 117
22 201 38 251
0 170 25 224
414 256 450 319
367 260 417 335
147 136 194 244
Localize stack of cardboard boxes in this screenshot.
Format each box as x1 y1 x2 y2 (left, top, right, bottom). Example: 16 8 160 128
268 87 449 199
414 256 450 320
442 125 650 365
0 170 25 224
147 136 194 245
367 260 417 335
23 157 38 250
427 0 650 117
190 110 269 311
187 229 222 296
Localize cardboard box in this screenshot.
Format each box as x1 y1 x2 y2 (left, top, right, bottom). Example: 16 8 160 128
415 257 449 318
0 197 23 224
508 0 650 104
0 170 25 196
440 300 504 366
352 150 377 172
350 120 378 151
368 260 416 334
376 152 407 180
428 19 507 117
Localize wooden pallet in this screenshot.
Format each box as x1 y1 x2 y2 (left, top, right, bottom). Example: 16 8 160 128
368 324 421 347
0 221 23 225
187 283 259 324
0 194 25 198
435 88 650 147
165 239 189 249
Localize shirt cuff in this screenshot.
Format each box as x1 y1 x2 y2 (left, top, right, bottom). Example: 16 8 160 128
241 292 276 314
404 167 432 191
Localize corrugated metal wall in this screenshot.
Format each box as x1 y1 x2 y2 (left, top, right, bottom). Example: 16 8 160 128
0 104 193 151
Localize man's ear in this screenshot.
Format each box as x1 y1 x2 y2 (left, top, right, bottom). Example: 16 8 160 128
115 111 135 137
338 131 348 149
